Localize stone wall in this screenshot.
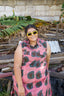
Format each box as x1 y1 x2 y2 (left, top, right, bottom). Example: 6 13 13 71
0 0 63 21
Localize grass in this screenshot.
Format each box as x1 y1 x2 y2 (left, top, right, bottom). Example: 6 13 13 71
0 80 11 96
0 91 10 96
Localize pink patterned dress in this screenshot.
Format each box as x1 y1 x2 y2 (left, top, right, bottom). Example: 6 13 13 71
11 38 52 96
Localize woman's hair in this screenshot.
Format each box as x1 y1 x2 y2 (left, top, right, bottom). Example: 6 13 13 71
25 24 37 34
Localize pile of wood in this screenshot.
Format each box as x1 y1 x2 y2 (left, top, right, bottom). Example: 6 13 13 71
38 24 64 41
0 23 64 69
0 23 64 92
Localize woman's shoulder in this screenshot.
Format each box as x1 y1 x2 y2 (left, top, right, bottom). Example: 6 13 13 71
14 44 22 55
38 38 46 43
18 40 26 44
38 38 47 48
18 39 28 48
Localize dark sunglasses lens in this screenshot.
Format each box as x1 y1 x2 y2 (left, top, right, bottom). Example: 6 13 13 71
28 33 32 36
33 31 37 34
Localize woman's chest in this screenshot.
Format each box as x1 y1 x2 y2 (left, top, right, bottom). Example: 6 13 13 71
22 46 47 62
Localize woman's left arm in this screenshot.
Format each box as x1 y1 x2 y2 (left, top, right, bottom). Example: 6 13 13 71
46 42 51 68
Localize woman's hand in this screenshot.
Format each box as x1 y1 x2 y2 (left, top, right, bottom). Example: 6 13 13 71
18 86 25 96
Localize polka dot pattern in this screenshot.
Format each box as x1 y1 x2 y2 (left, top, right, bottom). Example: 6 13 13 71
45 69 48 76
22 42 27 48
42 42 47 48
31 51 36 57
45 90 47 96
48 88 50 95
26 92 32 96
30 60 36 67
22 62 26 66
21 70 23 77
24 50 30 55
36 71 42 79
45 78 48 86
37 90 43 96
11 38 52 96
30 60 41 68
16 84 18 88
23 56 29 63
27 83 33 90
35 61 41 68
39 40 46 48
36 81 42 88
14 90 17 96
27 71 34 79
44 62 46 66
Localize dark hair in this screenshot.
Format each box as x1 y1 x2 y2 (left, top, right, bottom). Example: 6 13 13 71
25 24 37 34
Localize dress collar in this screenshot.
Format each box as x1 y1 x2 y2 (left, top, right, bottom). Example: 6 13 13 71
26 38 39 49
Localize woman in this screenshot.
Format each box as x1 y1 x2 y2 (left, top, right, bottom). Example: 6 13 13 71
11 24 52 96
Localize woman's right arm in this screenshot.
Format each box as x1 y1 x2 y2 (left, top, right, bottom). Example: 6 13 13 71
14 44 25 96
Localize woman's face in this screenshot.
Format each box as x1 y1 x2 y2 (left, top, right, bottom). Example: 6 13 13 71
27 28 38 42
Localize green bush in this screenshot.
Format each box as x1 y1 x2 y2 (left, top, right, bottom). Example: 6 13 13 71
25 16 32 21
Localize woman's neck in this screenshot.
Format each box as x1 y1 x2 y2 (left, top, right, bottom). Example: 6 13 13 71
29 40 37 47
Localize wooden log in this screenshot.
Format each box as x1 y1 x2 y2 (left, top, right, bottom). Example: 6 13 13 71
39 33 47 38
51 52 64 58
0 44 17 49
0 47 15 52
7 80 12 92
0 63 13 69
0 54 14 60
50 56 64 64
1 67 12 72
0 59 14 64
45 33 56 36
0 51 11 56
50 28 64 32
56 24 59 40
49 70 64 79
59 39 64 41
50 64 63 71
0 55 64 65
0 72 12 78
46 30 56 33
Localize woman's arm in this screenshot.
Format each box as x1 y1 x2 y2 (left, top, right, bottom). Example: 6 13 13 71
14 44 25 96
46 42 51 68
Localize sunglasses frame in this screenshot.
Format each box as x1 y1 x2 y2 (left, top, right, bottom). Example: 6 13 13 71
27 31 38 36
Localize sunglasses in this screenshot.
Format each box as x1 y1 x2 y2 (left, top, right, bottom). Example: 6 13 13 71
27 31 38 36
